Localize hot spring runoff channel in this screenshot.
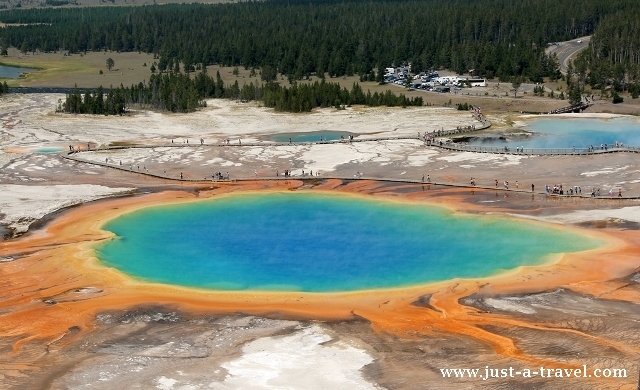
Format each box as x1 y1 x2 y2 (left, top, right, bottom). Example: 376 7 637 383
96 193 600 292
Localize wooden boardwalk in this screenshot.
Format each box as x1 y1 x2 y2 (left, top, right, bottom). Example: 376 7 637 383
437 143 640 155
56 154 640 199
548 101 591 114
59 119 640 199
63 117 640 158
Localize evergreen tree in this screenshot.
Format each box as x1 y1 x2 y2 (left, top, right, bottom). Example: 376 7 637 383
2 0 633 82
568 86 582 105
512 77 522 98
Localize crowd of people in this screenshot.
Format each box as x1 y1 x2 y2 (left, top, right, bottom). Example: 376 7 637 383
544 184 577 195
212 172 231 180
472 106 484 122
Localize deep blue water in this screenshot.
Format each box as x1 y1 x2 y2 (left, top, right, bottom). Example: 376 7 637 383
471 117 640 148
0 64 36 79
271 131 352 143
96 193 600 292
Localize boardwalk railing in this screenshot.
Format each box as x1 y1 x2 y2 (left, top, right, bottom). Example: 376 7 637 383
548 102 591 114
435 143 640 155
64 120 491 152
56 152 640 199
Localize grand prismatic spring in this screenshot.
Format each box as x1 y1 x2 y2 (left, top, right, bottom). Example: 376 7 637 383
2 92 640 388
97 192 602 292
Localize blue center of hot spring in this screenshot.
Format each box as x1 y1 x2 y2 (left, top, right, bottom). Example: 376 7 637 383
96 193 600 292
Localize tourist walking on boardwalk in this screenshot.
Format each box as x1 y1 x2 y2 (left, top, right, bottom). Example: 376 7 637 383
618 189 622 197
422 174 425 183
180 172 183 179
426 175 431 183
495 179 498 188
531 183 534 192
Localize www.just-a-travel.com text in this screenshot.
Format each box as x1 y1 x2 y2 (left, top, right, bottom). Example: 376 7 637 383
440 365 627 381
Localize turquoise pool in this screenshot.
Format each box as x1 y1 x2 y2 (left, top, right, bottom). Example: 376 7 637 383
271 131 353 143
470 117 640 149
33 147 64 154
96 193 601 292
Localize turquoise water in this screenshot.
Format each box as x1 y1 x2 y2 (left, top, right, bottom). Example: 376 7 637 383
96 193 600 292
33 147 63 154
272 131 352 143
471 117 640 148
0 64 36 79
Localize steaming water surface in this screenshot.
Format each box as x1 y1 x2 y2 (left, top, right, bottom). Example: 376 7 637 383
471 117 640 148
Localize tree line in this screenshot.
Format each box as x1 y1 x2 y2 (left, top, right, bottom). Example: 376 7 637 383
60 72 208 114
570 11 640 100
2 0 637 81
60 85 127 114
58 69 423 115
259 81 423 112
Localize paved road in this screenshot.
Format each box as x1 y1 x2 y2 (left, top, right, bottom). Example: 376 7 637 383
546 36 591 74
